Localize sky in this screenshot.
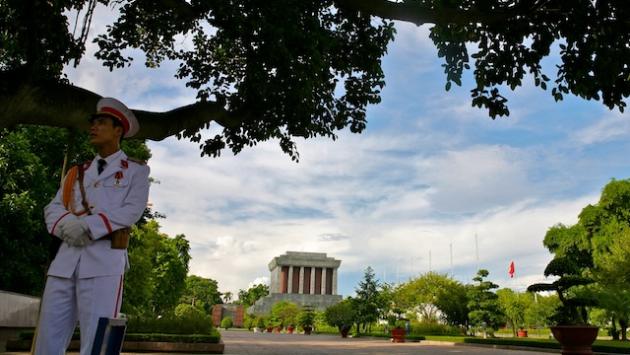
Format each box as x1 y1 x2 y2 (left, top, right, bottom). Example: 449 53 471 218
64 5 630 297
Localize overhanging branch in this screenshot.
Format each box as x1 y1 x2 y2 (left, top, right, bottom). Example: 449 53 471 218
0 76 242 141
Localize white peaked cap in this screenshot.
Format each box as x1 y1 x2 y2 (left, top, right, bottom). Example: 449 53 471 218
93 97 139 138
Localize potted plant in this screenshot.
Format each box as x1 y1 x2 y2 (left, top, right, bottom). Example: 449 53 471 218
265 317 274 333
528 256 598 355
255 316 266 333
297 309 315 335
390 319 406 343
270 318 282 333
517 328 528 338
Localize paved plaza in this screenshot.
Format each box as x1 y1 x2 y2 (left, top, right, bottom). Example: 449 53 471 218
219 330 554 355
2 330 557 355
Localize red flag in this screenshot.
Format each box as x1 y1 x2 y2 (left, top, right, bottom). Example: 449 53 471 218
508 261 515 278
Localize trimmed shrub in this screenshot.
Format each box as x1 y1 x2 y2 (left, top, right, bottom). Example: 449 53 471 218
221 316 233 329
410 321 463 336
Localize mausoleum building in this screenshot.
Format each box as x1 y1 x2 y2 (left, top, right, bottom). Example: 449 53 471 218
249 251 342 314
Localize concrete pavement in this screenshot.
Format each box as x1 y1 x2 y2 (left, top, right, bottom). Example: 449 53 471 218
219 330 554 355
2 330 557 354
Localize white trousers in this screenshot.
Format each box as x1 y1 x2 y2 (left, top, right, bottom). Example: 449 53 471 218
33 271 124 355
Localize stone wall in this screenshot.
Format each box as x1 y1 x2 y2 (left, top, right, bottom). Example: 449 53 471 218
212 304 244 328
0 290 41 352
0 290 40 328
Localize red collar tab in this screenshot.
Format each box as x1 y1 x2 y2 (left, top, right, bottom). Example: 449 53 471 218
121 160 128 169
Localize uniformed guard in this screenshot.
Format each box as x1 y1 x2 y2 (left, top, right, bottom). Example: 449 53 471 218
34 98 150 355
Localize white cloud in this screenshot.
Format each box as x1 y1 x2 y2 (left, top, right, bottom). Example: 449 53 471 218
572 112 630 145
420 145 534 213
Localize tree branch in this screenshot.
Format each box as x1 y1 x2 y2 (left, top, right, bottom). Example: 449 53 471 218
0 74 242 141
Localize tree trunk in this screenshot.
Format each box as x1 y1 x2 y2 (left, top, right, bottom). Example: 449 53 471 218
611 316 620 341
620 317 628 342
511 320 517 337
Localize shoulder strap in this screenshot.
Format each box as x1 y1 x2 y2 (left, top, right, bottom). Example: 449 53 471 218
62 166 79 209
77 164 92 215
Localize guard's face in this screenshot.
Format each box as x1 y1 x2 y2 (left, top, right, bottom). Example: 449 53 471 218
89 116 123 146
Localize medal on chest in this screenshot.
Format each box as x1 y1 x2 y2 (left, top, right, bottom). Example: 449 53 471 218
115 171 123 186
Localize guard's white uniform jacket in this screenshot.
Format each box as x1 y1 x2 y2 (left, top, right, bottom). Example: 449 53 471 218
44 150 150 278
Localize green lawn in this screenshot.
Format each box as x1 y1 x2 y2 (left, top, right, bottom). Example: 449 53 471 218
419 335 630 354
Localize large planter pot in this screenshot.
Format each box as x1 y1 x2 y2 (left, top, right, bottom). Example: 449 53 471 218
550 325 599 355
303 326 313 335
286 326 295 334
517 329 528 338
390 328 406 343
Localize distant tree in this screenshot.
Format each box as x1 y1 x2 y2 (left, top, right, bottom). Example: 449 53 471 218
222 291 233 304
592 285 630 341
497 289 531 337
467 269 502 337
353 266 384 333
123 220 191 316
179 275 223 314
394 272 469 326
237 283 270 308
524 293 560 329
376 282 395 322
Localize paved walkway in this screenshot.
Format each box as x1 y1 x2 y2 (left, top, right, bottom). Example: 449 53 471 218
220 330 554 355
2 331 555 354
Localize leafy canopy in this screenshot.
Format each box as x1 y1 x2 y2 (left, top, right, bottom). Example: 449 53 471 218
2 1 629 159
236 283 270 308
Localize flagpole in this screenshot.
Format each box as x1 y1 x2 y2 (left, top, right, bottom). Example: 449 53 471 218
475 233 479 272
449 240 453 277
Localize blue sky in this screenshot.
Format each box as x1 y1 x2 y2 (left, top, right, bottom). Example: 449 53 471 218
66 7 630 297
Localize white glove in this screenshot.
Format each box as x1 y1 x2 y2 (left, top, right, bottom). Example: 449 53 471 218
56 214 79 235
60 217 93 247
